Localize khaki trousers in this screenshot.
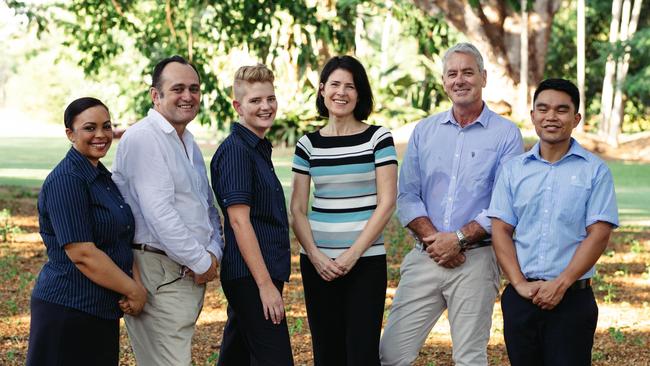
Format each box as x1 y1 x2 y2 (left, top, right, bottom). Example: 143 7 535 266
379 246 499 366
125 250 206 366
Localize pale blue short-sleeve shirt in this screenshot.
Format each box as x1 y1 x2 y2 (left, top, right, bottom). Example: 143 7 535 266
488 139 619 280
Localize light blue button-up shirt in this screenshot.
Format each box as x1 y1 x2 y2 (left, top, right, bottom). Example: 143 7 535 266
397 104 524 234
488 139 619 280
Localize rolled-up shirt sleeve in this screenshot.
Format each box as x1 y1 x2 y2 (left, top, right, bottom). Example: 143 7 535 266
120 130 212 274
212 143 253 208
397 125 429 227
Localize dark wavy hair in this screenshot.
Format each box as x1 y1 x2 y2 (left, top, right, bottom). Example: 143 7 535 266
64 97 109 130
316 56 374 121
533 78 580 112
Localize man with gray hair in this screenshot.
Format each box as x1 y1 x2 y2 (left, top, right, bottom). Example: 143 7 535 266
379 43 524 365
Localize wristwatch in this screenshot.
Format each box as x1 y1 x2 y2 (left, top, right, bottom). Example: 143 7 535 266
455 229 469 250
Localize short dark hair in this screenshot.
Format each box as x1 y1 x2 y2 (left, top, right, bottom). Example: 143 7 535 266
316 56 374 121
64 97 109 130
151 55 201 91
533 78 580 112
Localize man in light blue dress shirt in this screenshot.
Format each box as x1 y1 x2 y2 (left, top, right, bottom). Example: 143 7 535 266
379 43 524 366
489 78 618 366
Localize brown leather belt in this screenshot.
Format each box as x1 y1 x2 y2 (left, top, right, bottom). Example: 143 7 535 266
131 243 167 256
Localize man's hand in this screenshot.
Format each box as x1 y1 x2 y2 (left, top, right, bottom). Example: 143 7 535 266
194 253 218 285
423 232 462 265
438 252 466 268
259 281 285 324
513 280 544 300
532 279 568 310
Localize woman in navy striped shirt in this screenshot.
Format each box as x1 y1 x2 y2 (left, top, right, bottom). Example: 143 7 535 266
291 56 398 365
26 97 146 366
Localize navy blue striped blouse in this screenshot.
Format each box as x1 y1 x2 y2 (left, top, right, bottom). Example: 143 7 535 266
33 147 135 319
210 123 291 282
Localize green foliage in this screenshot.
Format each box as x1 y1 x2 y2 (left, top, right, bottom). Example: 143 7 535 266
0 209 22 243
8 0 458 144
545 0 650 132
288 317 304 336
205 352 219 364
608 327 626 344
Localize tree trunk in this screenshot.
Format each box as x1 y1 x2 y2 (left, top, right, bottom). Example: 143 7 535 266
519 0 529 117
607 0 643 147
576 0 585 131
412 0 562 120
599 0 623 137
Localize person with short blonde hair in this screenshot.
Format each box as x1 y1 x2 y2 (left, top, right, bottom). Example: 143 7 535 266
233 63 275 100
211 64 294 366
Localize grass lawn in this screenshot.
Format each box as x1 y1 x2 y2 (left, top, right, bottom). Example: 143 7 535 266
0 137 648 225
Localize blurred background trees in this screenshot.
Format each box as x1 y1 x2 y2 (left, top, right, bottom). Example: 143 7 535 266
1 0 648 146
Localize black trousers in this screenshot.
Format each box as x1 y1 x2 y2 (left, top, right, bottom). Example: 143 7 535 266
26 296 119 366
501 283 598 366
300 254 387 366
217 277 294 366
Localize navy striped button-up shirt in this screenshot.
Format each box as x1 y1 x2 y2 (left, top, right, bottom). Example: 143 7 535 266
211 123 291 282
33 147 135 319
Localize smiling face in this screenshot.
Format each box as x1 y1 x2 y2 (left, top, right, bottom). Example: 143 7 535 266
65 105 112 166
320 68 358 120
151 62 201 127
233 81 277 138
531 89 581 147
442 52 486 109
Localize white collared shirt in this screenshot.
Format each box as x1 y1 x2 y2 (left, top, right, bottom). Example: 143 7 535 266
112 109 224 274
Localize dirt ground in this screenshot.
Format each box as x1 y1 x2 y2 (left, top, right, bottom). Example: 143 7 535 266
1 186 649 365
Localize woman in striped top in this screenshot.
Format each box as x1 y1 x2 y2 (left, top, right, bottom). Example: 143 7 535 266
290 56 398 365
26 98 146 366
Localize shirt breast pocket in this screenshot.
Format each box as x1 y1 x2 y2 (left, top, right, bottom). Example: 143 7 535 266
467 148 498 186
559 179 591 224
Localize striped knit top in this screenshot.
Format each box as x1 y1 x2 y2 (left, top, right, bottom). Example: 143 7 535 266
292 125 398 258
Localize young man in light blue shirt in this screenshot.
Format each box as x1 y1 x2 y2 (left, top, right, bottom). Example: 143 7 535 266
489 78 618 366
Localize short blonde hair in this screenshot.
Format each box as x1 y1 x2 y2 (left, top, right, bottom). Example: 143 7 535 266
233 64 275 101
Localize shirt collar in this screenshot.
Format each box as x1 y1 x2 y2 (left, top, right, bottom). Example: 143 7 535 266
442 102 490 128
66 147 110 182
233 122 265 148
524 138 588 164
147 108 195 142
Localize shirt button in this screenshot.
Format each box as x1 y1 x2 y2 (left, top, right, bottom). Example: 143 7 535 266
275 188 279 192
448 197 452 201
120 205 124 209
455 154 459 157
127 225 131 229
106 187 111 191
544 209 548 213
452 176 456 179
547 187 551 190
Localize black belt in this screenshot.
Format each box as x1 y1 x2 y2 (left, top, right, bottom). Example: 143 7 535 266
527 278 591 291
463 240 491 251
416 239 491 251
131 243 167 256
